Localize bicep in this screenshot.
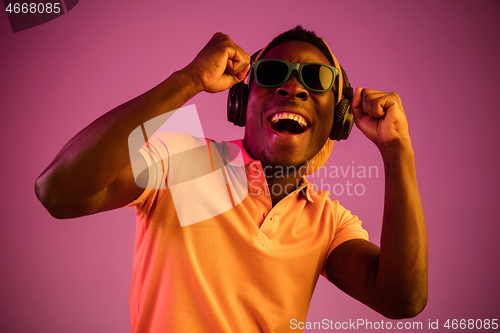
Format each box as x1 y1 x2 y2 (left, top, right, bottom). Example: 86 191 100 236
88 162 145 215
326 239 383 313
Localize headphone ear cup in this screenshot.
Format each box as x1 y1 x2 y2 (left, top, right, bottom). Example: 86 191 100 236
330 98 354 141
227 82 248 127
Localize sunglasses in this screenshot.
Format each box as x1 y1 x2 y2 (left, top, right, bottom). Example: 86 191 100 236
251 59 339 93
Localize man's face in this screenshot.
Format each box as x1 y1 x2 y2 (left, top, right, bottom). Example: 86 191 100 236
243 40 336 170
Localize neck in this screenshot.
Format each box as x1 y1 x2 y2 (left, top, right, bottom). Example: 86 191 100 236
241 138 307 206
264 165 306 206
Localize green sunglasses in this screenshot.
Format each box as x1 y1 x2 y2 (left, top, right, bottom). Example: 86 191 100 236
251 59 339 93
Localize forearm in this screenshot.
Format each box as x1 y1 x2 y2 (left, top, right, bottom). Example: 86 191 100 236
376 139 428 317
35 68 202 217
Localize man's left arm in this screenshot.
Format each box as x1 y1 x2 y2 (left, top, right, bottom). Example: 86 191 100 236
326 87 428 319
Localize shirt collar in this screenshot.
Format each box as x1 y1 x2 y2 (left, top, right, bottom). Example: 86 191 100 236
227 140 316 203
224 139 255 166
298 175 315 203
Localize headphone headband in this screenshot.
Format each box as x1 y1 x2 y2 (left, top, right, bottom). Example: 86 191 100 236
319 37 343 104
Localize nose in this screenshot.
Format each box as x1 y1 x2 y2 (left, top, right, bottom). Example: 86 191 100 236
276 70 309 100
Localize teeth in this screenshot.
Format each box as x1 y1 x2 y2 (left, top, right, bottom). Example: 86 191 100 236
271 112 307 128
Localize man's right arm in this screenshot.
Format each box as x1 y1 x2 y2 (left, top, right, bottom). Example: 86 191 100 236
35 33 250 219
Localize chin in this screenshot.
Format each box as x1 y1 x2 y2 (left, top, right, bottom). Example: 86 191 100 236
263 153 309 171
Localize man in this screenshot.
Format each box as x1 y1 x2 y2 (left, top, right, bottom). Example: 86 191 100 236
35 26 427 332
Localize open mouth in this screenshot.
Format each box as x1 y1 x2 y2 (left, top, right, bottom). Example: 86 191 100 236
269 112 309 135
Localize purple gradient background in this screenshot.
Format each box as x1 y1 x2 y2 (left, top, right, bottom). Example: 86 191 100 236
1 1 499 332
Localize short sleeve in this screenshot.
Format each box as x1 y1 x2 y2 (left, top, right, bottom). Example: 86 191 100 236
125 132 171 207
321 200 369 277
124 132 215 227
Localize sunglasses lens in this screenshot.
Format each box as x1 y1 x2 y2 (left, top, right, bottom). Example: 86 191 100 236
256 61 289 86
302 64 333 91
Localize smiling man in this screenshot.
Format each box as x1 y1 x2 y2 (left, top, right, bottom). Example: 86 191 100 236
35 26 428 332
244 40 337 205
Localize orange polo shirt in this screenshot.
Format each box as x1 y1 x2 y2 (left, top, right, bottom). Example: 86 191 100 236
126 132 368 333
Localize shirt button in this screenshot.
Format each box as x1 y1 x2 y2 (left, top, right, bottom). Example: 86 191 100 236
257 190 263 195
252 164 258 171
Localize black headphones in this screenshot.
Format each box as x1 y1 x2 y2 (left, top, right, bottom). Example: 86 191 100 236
227 45 354 141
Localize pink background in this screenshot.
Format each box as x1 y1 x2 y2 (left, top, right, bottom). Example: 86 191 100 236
1 0 499 331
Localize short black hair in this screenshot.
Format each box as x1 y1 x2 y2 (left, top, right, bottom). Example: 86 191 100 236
259 25 334 65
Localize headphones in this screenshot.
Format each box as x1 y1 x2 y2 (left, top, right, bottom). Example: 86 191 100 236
227 40 354 141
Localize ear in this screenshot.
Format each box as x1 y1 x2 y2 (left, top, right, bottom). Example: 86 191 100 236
330 98 354 141
227 82 248 127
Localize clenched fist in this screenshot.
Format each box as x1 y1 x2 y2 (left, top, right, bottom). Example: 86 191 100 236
184 33 251 94
351 87 411 148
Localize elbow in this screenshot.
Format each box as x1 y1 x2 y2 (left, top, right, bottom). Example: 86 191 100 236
35 172 99 219
35 174 72 219
382 292 428 319
386 301 427 320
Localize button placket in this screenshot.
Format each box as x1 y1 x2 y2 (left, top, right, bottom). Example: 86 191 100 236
261 214 279 238
247 161 273 229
